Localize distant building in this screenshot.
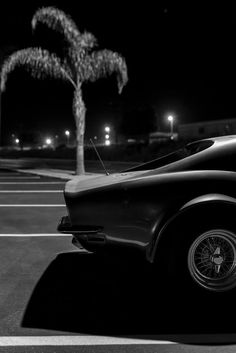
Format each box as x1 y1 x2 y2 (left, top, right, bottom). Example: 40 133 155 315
149 131 178 144
178 118 236 140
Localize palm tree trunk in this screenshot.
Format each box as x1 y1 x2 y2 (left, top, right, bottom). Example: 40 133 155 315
73 85 86 175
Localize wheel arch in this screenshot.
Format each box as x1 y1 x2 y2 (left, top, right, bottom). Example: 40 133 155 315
148 193 236 263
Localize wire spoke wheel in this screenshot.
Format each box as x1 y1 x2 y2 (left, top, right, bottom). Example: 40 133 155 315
188 229 236 292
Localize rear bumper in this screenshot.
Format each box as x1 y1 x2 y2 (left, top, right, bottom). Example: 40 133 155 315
58 215 105 251
57 215 104 235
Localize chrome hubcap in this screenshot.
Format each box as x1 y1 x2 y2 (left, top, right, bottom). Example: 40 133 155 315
188 229 236 291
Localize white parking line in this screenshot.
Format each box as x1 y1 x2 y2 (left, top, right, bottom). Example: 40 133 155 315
0 234 70 236
0 204 65 207
0 335 175 346
0 190 62 193
0 176 41 179
0 182 64 184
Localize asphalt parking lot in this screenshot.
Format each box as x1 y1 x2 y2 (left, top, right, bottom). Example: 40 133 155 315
0 168 236 352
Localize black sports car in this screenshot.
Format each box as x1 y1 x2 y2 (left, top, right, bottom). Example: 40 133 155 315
58 135 236 293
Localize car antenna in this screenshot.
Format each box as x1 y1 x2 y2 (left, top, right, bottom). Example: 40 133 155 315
89 138 110 176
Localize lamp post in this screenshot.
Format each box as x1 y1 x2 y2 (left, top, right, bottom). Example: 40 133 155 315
65 130 70 146
167 115 174 139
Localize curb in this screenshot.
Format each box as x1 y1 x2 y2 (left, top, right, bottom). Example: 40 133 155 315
16 169 101 180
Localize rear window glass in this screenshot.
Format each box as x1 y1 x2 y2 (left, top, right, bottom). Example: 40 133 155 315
125 140 214 171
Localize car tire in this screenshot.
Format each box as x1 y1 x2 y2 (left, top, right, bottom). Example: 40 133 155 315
187 228 236 292
157 207 236 292
153 208 236 330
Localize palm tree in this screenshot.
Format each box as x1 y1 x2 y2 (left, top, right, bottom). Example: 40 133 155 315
0 7 128 174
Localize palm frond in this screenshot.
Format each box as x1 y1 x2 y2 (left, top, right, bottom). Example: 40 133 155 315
79 32 97 50
0 48 75 91
67 30 98 75
32 7 97 53
82 50 128 93
32 7 80 48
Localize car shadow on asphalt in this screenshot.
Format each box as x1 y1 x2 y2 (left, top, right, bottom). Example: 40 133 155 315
22 251 236 342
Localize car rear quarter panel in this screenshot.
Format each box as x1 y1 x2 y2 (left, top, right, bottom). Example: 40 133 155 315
65 170 236 257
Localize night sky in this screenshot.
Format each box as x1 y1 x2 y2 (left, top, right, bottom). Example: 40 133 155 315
0 1 234 142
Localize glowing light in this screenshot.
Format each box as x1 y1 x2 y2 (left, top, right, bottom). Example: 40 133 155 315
46 138 52 145
105 126 110 133
105 140 111 146
167 115 174 139
65 130 70 136
15 138 19 144
105 134 110 139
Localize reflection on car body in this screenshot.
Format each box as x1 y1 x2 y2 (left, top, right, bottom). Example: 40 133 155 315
58 135 236 293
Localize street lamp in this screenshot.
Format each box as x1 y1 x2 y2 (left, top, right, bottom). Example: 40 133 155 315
65 130 70 146
167 115 174 139
46 138 52 146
